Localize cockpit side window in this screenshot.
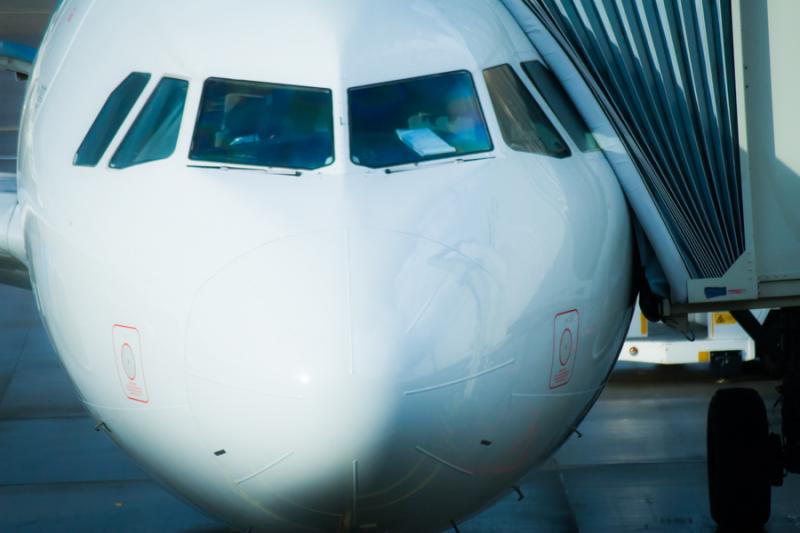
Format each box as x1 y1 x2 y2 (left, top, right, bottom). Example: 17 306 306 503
522 60 599 152
74 72 150 167
483 65 570 158
349 71 493 169
110 77 189 169
189 78 334 171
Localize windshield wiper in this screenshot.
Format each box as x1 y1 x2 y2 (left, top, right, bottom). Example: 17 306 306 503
383 155 495 174
188 163 302 177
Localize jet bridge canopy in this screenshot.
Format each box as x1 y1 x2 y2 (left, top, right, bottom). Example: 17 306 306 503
503 0 800 313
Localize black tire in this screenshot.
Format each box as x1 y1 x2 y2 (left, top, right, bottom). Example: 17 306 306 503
707 388 771 530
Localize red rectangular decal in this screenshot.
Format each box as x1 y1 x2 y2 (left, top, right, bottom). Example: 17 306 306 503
112 325 149 403
549 310 579 389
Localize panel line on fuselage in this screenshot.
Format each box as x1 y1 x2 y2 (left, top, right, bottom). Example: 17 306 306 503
403 358 515 396
234 450 296 485
345 229 355 376
414 446 473 476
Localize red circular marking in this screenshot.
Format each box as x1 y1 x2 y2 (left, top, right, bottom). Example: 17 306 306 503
559 328 573 366
121 342 137 381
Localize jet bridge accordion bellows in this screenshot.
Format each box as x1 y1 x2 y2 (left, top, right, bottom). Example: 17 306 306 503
523 0 744 280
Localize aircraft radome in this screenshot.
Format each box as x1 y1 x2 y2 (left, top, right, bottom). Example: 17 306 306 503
1 0 633 531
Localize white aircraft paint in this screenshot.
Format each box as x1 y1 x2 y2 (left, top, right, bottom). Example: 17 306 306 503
6 0 633 530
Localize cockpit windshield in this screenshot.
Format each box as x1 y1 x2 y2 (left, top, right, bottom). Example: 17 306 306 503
190 78 334 171
349 71 492 169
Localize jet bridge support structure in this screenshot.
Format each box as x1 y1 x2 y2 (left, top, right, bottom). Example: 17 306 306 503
503 0 800 529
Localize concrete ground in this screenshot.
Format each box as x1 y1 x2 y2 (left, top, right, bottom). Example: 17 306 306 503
2 2 800 532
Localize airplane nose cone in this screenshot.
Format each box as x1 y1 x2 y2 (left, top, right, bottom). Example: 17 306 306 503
184 229 498 527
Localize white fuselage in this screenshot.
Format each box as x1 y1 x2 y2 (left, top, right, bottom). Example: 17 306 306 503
16 1 633 531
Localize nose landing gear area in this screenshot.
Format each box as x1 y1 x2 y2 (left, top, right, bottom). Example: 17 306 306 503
707 388 775 529
707 308 800 531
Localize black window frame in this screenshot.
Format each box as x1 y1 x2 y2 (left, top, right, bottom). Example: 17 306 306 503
521 60 599 153
347 69 494 169
483 64 571 159
109 76 190 170
73 72 151 167
188 76 336 172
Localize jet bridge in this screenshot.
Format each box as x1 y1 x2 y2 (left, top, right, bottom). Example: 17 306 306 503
503 6 800 521
504 0 800 316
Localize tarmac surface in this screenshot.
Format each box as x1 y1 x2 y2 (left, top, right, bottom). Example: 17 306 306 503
2 2 800 532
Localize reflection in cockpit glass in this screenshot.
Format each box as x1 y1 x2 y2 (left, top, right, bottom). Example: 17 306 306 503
190 78 334 171
349 71 493 169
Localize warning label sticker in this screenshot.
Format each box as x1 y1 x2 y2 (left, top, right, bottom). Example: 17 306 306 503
549 310 580 389
112 325 149 403
713 312 737 325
